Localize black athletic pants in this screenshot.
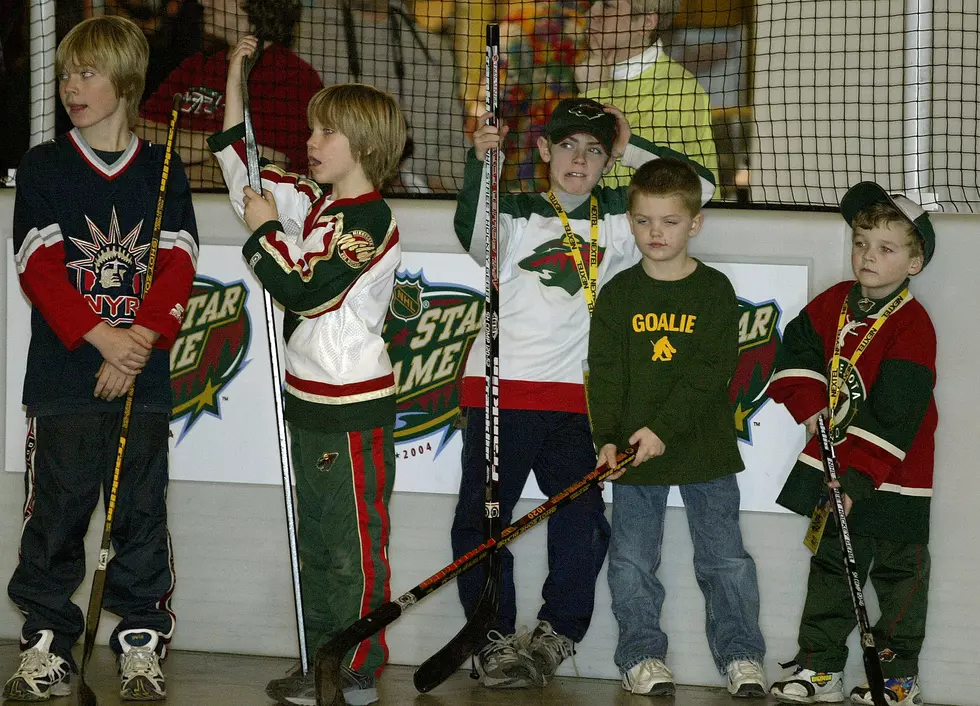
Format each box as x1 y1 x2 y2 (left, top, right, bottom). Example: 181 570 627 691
7 412 176 668
450 407 610 643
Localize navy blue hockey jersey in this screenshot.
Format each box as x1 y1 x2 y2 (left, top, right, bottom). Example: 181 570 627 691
13 128 199 412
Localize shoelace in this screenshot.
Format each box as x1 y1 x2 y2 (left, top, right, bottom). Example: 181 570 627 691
532 628 579 678
484 627 531 657
121 647 160 678
731 660 765 680
16 648 47 678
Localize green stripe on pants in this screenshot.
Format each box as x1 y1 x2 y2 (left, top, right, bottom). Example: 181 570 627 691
796 521 930 677
289 424 395 677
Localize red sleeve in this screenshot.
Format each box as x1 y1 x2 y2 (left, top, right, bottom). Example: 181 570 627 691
13 151 103 349
766 377 828 423
20 242 104 349
132 152 199 348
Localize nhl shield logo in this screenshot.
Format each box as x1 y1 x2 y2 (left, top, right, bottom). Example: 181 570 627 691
170 276 252 442
390 277 425 321
384 271 482 450
729 298 783 444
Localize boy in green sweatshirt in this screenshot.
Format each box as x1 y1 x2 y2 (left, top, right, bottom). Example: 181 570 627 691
587 157 765 697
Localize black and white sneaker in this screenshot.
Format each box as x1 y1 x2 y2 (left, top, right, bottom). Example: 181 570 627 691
2 630 71 702
118 629 166 701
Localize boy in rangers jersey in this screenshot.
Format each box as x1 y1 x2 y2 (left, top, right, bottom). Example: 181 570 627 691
588 158 767 697
4 15 198 703
208 35 405 706
451 97 714 689
769 182 938 706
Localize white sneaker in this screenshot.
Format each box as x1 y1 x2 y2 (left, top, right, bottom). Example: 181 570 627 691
727 659 767 698
771 665 845 703
851 676 922 706
118 629 166 701
622 658 675 696
2 630 71 701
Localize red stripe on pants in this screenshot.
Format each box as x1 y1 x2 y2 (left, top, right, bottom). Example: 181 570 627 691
371 427 391 674
350 431 376 671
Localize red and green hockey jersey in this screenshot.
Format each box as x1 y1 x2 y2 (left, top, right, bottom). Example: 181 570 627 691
209 124 400 433
768 280 938 543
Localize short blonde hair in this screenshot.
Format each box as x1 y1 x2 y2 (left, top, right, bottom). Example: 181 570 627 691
851 203 924 259
307 84 407 189
56 16 149 126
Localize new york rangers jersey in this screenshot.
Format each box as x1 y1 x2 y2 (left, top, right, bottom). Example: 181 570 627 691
13 129 199 412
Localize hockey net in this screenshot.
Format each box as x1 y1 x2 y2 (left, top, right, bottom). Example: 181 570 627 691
1 0 977 211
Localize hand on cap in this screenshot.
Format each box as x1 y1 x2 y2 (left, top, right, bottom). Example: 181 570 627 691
472 111 509 161
604 104 631 163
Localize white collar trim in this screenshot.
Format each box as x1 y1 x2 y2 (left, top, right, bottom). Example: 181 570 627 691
611 41 663 82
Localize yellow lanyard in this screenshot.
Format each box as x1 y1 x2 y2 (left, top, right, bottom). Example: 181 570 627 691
547 191 599 315
828 288 909 424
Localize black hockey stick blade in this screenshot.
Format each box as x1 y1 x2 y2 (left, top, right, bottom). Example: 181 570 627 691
315 446 636 705
862 644 888 706
413 556 501 692
76 92 182 706
314 602 401 706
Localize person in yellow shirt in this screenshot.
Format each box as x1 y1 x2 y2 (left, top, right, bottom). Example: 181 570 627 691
577 0 719 189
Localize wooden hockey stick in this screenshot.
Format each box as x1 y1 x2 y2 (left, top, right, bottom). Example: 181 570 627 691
242 45 310 676
413 22 502 694
314 447 637 706
815 415 887 706
77 92 182 706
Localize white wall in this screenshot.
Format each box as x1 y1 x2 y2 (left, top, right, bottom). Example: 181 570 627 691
1 191 978 703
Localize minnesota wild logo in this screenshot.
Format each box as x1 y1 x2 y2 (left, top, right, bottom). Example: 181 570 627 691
170 276 251 442
385 271 482 451
729 298 782 444
829 356 866 443
518 236 605 295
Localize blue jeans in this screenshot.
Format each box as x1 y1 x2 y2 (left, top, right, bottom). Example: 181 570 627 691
608 475 765 673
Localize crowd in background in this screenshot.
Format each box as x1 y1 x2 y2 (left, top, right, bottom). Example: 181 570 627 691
0 0 751 197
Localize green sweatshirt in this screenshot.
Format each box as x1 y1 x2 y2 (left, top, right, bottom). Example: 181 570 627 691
588 260 743 485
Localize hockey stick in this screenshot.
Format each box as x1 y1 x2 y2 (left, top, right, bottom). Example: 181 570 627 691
314 446 637 705
412 23 502 694
814 416 887 706
242 46 310 676
77 92 182 706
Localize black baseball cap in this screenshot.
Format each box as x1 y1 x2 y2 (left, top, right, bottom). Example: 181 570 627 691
840 181 936 268
546 98 616 154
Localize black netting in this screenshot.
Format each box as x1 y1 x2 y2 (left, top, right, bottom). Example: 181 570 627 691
2 0 978 211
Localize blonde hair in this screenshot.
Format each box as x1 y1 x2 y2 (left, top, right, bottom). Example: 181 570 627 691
307 84 407 189
851 203 924 259
628 158 703 217
56 16 149 126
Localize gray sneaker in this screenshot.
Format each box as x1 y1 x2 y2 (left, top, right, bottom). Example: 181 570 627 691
265 664 378 706
475 629 537 689
525 620 575 686
118 629 166 701
2 630 71 702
